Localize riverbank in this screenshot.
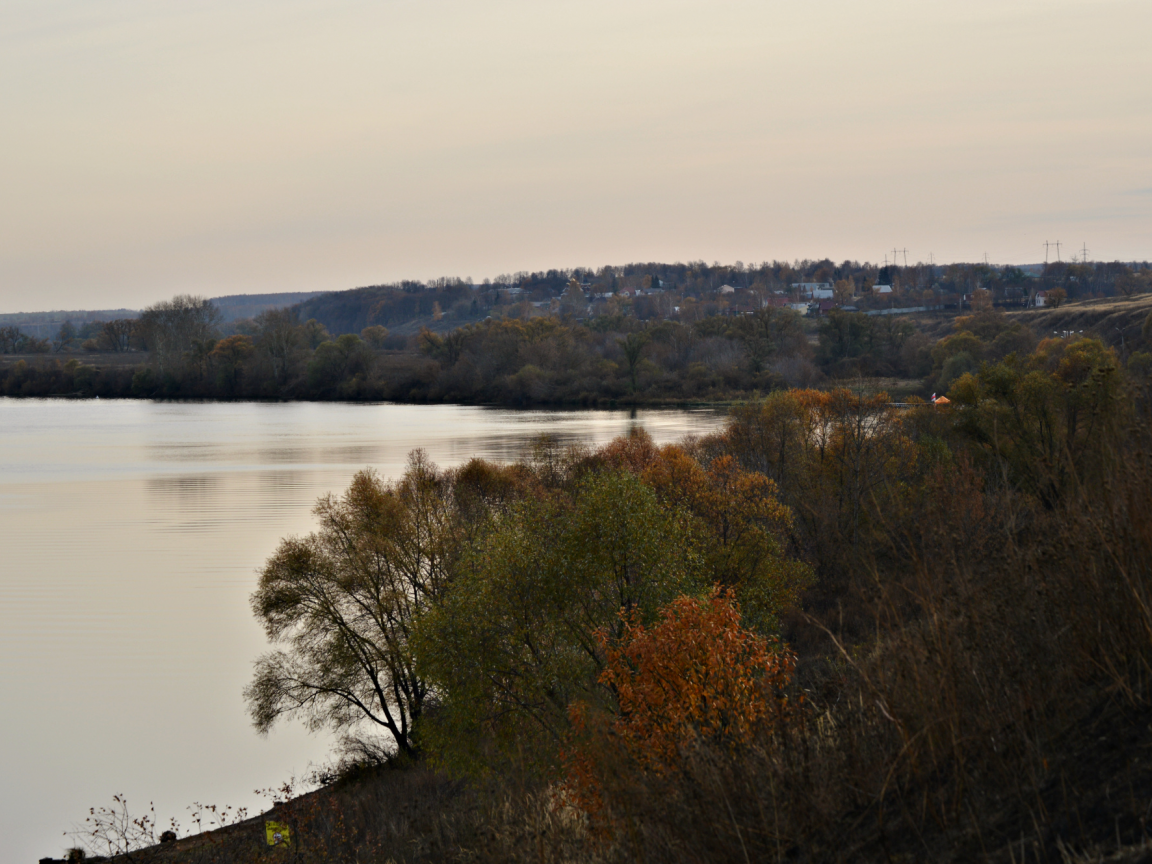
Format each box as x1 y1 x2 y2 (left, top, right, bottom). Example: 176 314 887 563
53 689 1152 863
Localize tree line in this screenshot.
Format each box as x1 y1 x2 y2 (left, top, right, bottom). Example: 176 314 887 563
12 255 1147 364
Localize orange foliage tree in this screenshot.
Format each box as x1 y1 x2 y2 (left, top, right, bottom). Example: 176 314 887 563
562 591 795 812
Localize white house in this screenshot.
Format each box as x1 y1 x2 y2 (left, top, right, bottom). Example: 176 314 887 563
718 284 738 295
873 283 893 295
791 282 833 299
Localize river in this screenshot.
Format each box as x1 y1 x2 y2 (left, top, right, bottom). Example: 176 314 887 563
0 399 725 863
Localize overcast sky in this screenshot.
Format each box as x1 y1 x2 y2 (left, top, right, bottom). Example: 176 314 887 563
1 0 1149 312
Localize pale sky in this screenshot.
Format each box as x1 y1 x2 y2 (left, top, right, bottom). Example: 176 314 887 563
1 0 1149 312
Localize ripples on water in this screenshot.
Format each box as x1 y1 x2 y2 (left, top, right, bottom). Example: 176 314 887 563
0 399 726 862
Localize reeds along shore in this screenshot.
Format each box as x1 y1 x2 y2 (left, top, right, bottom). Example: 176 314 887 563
67 333 1152 864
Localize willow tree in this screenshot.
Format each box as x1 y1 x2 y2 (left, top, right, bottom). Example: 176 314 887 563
245 452 455 758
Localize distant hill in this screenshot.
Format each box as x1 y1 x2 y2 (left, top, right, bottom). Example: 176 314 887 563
209 291 323 322
294 283 483 335
0 292 323 338
0 308 139 339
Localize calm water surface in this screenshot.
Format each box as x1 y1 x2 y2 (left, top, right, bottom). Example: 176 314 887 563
0 399 725 862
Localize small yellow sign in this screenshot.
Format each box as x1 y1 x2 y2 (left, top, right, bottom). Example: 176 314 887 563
265 820 291 847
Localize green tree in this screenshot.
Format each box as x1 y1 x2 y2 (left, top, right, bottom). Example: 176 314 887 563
302 318 331 349
210 334 255 394
952 337 1125 505
307 334 374 395
415 469 704 773
360 325 390 349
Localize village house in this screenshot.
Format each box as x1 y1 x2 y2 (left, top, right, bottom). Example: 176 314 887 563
791 282 833 299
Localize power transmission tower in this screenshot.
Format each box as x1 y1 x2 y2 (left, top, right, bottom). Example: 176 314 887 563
1044 241 1051 263
892 248 900 268
901 248 909 266
1054 240 1062 261
1081 242 1089 263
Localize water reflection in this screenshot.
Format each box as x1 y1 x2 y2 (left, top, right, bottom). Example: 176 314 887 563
147 474 225 499
0 399 726 862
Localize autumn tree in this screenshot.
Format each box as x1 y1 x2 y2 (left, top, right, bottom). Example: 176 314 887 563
833 279 854 305
969 289 993 312
600 591 792 767
562 591 795 812
560 279 587 317
245 453 455 758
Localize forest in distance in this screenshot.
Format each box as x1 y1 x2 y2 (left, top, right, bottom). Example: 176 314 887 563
65 325 1152 864
2 257 1152 406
